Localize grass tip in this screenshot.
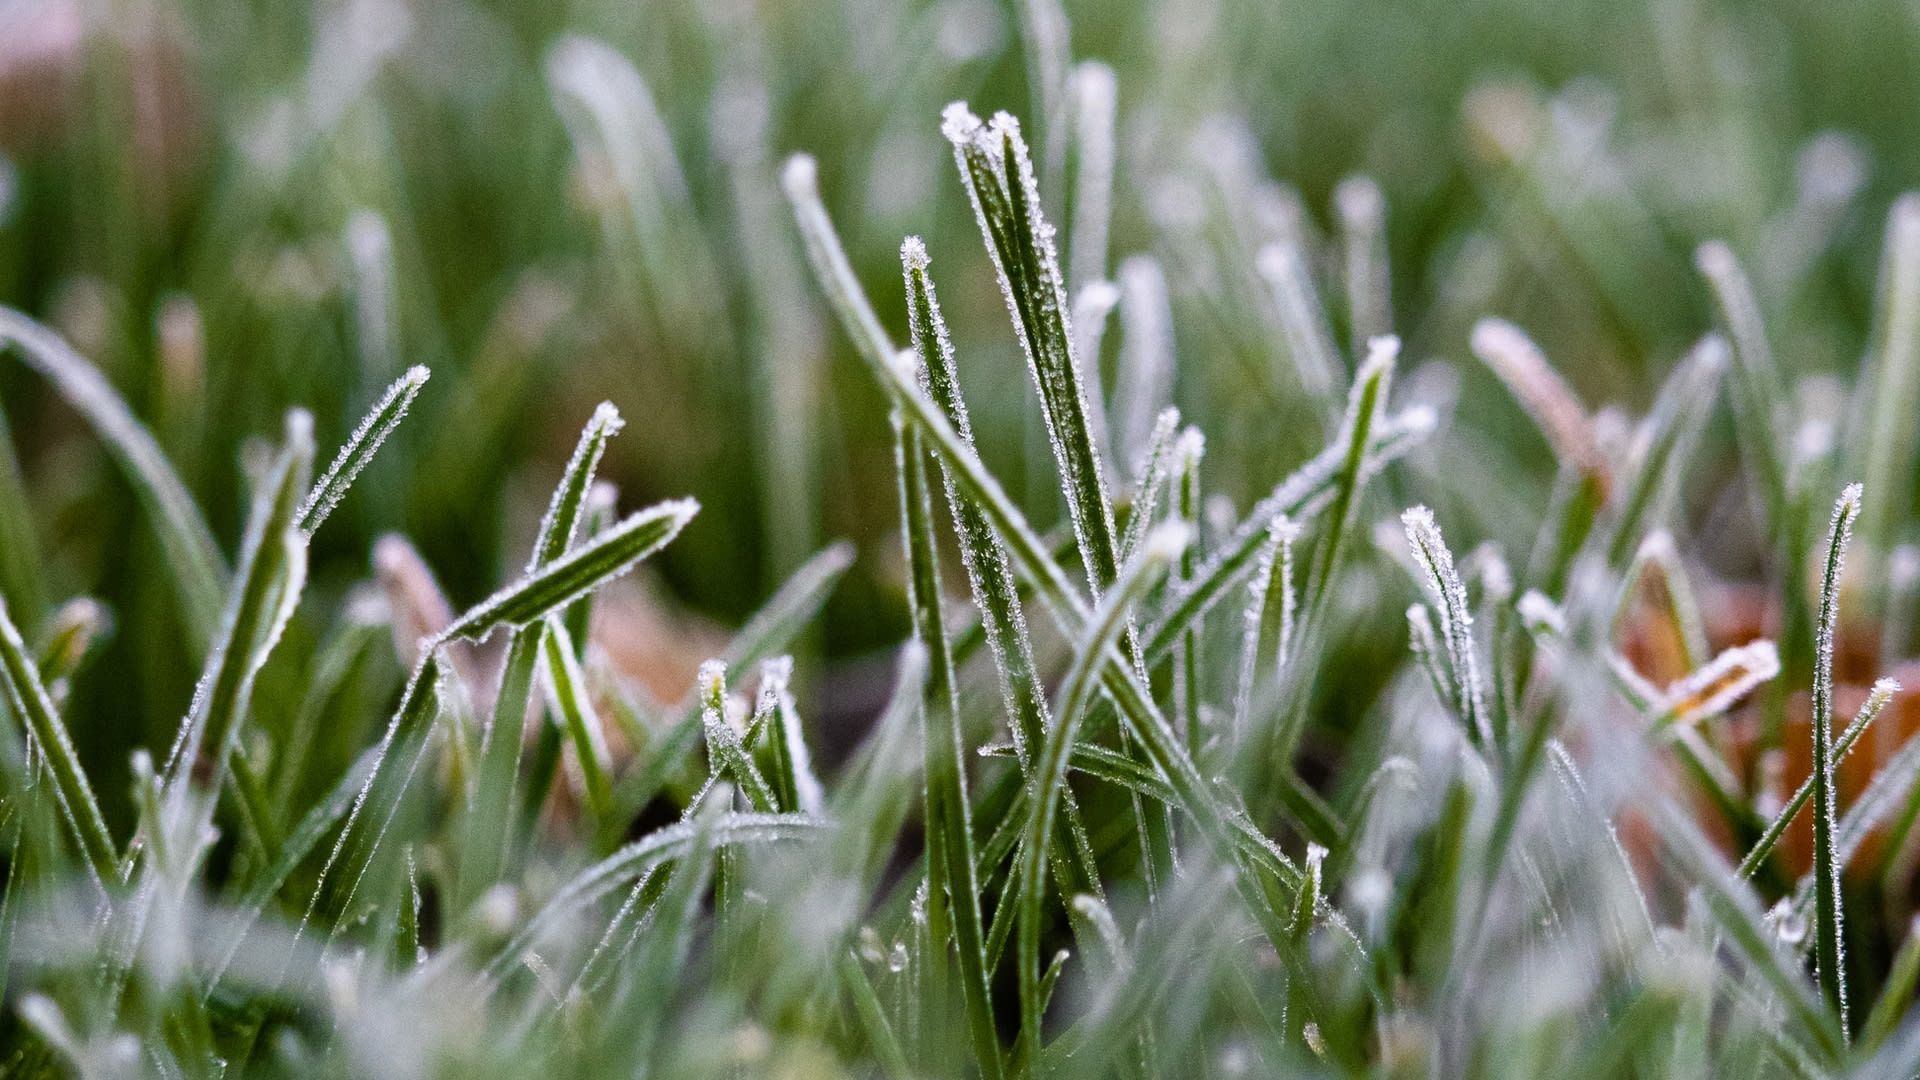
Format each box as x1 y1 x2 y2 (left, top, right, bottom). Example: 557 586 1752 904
940 101 982 144
1517 589 1566 636
901 235 930 271
1141 519 1192 563
1694 239 1736 277
779 153 819 198
588 400 625 435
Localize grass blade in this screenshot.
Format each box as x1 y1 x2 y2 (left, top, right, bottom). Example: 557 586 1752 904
0 306 228 647
1402 506 1489 746
302 655 447 938
484 811 823 979
1863 916 1920 1051
896 414 1001 1080
439 498 698 643
1115 256 1175 466
0 595 115 883
1852 195 1920 564
543 617 615 821
162 411 314 855
791 152 1310 943
902 238 1105 900
1812 482 1862 1035
1605 337 1728 569
1171 427 1205 749
1014 521 1185 1061
753 656 823 816
1255 240 1343 406
1336 175 1392 347
944 104 1124 603
1142 404 1433 664
697 660 777 814
1695 242 1789 531
1739 677 1897 878
297 364 430 534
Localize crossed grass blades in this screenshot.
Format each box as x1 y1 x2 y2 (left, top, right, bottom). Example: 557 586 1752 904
10 79 1920 1080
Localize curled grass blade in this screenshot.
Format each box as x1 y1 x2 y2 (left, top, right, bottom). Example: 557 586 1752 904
0 306 228 647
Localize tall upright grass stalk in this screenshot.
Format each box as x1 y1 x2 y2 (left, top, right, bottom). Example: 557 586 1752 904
1812 482 1862 1035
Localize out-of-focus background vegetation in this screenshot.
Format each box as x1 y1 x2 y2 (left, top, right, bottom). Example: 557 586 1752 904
1 0 1914 823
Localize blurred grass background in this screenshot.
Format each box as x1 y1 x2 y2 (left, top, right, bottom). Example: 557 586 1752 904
1 0 1914 827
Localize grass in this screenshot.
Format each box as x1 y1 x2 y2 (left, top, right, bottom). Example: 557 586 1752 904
16 0 1920 1075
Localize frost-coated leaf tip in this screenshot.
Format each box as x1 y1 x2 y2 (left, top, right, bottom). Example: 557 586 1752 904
780 153 818 197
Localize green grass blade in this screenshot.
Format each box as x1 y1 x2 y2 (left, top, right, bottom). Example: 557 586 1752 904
0 306 228 647
794 154 1307 934
296 365 430 534
1811 482 1862 1036
896 415 1002 1080
0 395 44 621
1695 242 1789 530
1142 405 1434 664
162 411 313 857
944 104 1124 602
1402 506 1489 746
483 811 823 979
210 744 381 986
529 402 624 572
1299 336 1396 639
1863 916 1920 1051
272 592 388 803
1605 337 1728 569
302 655 447 938
697 661 777 814
902 238 1106 905
1738 677 1897 879
1255 240 1343 406
1171 427 1205 749
1851 196 1920 564
1015 522 1184 1061
753 656 823 816
718 540 855 673
1117 406 1180 567
1336 175 1391 348
0 595 115 884
841 947 914 1079
465 404 628 894
1233 516 1298 749
439 498 698 642
542 617 615 821
601 541 850 838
